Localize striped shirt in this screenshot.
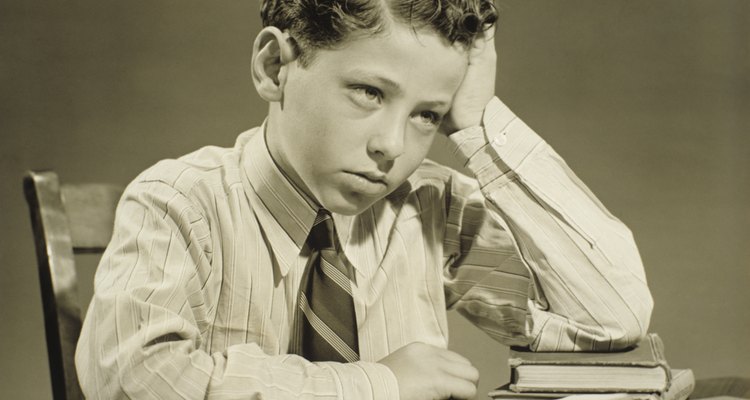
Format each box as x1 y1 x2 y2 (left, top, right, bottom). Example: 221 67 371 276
76 97 653 399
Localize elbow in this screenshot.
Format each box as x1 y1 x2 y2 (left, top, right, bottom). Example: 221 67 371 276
607 290 654 350
634 291 655 343
607 239 655 350
574 285 655 351
528 290 654 352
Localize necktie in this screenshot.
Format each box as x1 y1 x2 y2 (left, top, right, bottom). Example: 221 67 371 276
292 209 359 362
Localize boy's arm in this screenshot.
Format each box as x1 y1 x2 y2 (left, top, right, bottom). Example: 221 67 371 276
441 27 653 351
75 179 398 399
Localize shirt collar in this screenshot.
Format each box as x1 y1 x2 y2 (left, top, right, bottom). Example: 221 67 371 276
240 125 318 274
240 123 366 280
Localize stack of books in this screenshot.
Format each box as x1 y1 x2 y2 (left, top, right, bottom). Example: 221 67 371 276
489 333 694 400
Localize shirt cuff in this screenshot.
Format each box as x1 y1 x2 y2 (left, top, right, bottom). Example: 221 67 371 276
448 97 546 188
322 361 400 400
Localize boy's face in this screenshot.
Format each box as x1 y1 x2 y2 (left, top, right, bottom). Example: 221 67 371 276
267 23 468 215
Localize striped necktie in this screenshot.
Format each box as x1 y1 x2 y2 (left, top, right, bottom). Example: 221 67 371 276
293 209 359 362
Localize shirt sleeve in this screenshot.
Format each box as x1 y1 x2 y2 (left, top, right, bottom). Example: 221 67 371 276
442 97 654 352
74 178 399 400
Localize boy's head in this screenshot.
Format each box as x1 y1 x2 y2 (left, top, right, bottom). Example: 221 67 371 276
260 0 497 66
253 1 497 216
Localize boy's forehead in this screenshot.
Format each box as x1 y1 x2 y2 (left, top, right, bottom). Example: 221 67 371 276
302 24 468 100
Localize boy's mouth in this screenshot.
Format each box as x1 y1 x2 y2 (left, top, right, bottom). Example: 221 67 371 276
351 170 387 183
343 171 388 196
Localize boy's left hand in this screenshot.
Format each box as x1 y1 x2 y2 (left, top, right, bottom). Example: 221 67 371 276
441 25 497 135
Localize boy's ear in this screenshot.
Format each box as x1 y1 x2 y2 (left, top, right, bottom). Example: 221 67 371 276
252 27 298 102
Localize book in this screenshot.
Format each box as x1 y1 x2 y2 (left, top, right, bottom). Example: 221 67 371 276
489 368 695 400
508 333 671 393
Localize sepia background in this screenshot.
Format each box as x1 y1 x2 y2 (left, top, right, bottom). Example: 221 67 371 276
1 1 748 398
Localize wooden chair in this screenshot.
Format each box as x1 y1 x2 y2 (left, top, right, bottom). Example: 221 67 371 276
24 170 123 400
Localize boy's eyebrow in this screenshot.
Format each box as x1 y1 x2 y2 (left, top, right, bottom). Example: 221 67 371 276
348 69 402 94
421 99 452 110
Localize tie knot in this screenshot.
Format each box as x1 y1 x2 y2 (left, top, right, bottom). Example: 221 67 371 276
308 209 337 251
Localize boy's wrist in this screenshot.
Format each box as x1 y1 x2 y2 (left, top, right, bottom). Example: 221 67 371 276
447 96 538 176
442 109 485 135
441 94 496 136
323 361 400 400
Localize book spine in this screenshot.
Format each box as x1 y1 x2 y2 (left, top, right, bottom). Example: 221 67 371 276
647 334 672 391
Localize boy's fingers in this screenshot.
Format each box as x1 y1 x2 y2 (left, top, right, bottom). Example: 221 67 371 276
439 349 473 366
471 24 496 53
484 24 496 39
442 375 479 400
435 351 479 384
442 361 480 384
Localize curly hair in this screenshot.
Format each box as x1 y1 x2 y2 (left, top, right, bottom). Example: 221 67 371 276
260 0 497 65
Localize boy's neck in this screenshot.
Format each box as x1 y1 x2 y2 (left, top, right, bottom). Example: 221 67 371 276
262 117 321 211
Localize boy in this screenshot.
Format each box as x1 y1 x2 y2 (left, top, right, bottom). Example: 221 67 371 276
76 1 653 399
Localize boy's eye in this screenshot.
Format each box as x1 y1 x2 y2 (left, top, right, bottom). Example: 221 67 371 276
361 87 381 101
351 85 383 105
417 111 442 126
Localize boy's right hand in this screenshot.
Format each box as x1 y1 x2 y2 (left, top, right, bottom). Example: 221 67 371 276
440 25 497 136
378 342 479 400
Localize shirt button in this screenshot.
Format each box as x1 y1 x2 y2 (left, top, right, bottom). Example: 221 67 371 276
492 133 507 146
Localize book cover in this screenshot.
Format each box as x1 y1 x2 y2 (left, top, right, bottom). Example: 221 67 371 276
508 333 672 393
490 369 694 400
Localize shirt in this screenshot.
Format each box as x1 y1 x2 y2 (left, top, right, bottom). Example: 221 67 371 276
75 97 654 399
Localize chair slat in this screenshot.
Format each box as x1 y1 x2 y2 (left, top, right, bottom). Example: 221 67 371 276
61 183 122 251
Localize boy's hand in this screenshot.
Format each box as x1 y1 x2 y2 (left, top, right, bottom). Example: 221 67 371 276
379 342 479 400
441 26 497 135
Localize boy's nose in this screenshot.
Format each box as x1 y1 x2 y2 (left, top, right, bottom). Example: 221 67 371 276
367 121 406 161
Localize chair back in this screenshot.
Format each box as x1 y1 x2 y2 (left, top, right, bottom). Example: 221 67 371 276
24 170 123 400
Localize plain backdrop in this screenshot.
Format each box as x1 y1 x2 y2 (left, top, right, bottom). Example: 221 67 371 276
1 1 748 399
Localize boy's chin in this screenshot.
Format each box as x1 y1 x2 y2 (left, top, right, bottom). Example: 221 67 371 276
325 202 371 217
322 193 380 216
